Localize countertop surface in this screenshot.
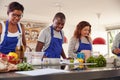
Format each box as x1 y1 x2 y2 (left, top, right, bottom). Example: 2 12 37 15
0 63 120 80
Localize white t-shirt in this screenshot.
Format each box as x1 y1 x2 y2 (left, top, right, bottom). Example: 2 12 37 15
0 21 22 44
37 26 64 51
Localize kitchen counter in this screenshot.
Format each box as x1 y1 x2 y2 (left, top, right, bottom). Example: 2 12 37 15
0 64 120 80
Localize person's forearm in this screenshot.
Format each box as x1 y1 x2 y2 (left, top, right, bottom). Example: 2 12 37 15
35 41 44 52
61 49 67 59
68 52 77 58
36 45 42 52
112 48 120 54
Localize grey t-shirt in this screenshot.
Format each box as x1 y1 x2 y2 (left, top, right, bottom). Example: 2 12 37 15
37 26 64 51
112 32 120 52
68 36 92 58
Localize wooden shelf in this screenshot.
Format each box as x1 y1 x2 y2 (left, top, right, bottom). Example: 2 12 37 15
22 21 47 51
25 27 40 43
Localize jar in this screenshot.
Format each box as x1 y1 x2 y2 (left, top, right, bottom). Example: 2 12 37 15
77 52 85 60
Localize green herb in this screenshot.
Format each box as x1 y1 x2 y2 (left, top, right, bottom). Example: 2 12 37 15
17 62 34 71
86 55 106 67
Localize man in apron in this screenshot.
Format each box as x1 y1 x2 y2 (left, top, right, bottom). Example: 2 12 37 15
36 12 66 59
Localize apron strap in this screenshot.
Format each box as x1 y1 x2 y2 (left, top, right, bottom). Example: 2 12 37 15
50 26 63 42
50 26 54 38
5 20 21 34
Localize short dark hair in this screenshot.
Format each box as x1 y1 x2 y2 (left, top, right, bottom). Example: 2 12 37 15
7 2 24 14
53 12 66 20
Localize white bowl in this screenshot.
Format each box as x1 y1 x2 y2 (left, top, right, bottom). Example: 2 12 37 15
32 52 44 59
25 52 44 64
32 58 42 65
43 58 60 64
106 57 114 64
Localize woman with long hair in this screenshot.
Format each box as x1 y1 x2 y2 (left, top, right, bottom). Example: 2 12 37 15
68 21 92 61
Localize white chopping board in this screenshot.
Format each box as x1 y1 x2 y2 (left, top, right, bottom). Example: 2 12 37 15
15 68 69 76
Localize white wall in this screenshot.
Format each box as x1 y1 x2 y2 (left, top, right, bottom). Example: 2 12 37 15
62 23 75 57
0 3 108 57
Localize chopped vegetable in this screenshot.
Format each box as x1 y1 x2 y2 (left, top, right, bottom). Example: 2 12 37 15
17 62 34 71
70 58 74 63
86 55 106 67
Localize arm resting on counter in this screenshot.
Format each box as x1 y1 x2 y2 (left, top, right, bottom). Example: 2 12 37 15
36 41 44 52
21 23 26 51
61 48 67 59
112 32 120 55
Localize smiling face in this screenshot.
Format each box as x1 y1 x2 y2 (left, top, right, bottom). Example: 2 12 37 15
80 26 90 37
52 17 65 32
8 10 23 24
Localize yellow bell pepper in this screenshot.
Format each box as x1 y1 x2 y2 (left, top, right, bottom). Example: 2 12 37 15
77 58 84 63
8 52 18 59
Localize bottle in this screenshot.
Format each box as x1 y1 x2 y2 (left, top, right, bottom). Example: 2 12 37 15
77 52 85 63
15 46 25 60
77 52 85 59
15 33 25 62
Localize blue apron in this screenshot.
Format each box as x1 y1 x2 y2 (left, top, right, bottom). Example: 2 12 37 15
76 39 92 53
0 20 21 54
44 26 63 58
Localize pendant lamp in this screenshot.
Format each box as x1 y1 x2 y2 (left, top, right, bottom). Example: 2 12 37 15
93 37 106 45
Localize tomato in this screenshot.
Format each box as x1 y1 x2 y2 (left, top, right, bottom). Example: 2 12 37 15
7 56 15 61
0 53 7 61
0 53 6 58
8 59 20 64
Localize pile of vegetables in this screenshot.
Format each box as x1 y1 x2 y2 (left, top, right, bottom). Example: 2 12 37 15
0 52 34 72
86 55 106 67
0 52 19 64
0 59 34 72
17 62 34 71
